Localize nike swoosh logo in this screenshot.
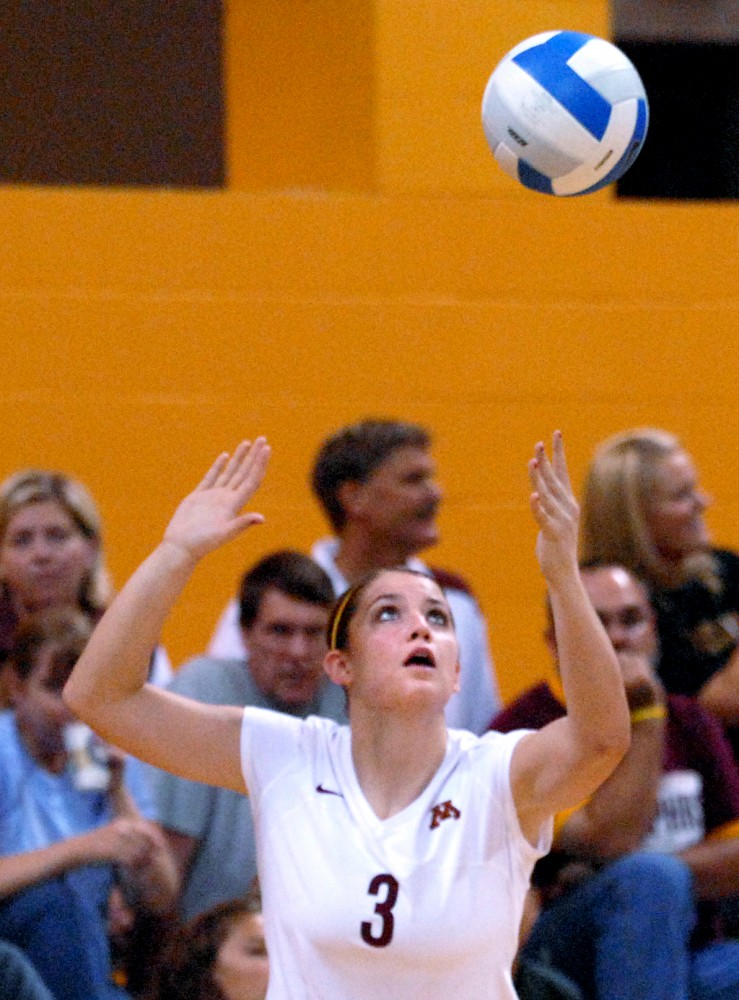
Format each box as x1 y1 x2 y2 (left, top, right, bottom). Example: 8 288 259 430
316 784 343 797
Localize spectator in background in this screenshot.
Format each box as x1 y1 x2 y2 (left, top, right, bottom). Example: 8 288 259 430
492 562 739 1000
0 469 172 705
580 428 739 757
208 419 500 733
153 550 345 922
145 880 267 1000
0 609 178 1000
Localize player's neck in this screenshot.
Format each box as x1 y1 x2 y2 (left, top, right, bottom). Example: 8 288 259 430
334 531 415 585
349 712 447 820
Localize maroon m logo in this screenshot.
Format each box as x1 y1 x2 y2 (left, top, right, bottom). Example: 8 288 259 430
430 799 461 830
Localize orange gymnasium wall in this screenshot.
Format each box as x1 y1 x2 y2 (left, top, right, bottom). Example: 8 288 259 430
0 1 737 705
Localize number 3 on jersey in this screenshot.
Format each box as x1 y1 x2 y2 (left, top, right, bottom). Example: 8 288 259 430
361 873 399 948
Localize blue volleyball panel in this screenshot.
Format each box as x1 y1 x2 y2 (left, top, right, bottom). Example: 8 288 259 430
513 32 612 141
518 160 555 195
573 97 649 195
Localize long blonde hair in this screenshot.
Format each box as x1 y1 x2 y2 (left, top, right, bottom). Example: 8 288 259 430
0 469 113 613
580 428 717 590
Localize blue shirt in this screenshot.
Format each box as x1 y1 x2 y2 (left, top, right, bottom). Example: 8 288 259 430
0 711 154 908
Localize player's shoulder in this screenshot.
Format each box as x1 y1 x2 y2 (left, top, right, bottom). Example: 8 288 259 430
449 724 527 761
244 706 342 740
242 709 347 777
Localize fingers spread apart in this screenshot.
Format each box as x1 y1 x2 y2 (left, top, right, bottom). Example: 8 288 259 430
196 438 271 496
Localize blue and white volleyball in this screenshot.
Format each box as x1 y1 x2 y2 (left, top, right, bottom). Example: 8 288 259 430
481 31 649 196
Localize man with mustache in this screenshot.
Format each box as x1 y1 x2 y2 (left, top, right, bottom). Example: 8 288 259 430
209 419 500 733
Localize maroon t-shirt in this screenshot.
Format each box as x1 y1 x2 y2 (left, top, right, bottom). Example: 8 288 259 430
491 681 739 836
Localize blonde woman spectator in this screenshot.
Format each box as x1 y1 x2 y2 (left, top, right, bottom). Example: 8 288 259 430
0 469 172 702
580 428 739 754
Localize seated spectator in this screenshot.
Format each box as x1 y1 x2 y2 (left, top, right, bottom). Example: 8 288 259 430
492 562 739 1000
144 882 267 1000
580 428 739 756
208 418 500 733
0 609 178 1000
0 468 172 705
152 550 345 921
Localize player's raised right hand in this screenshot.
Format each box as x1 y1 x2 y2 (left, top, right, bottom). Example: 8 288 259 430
162 438 271 562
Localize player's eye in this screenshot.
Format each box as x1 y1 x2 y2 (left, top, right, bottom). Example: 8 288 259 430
427 607 450 627
375 604 399 623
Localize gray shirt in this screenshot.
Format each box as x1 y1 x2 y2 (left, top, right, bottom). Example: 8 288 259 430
151 655 346 921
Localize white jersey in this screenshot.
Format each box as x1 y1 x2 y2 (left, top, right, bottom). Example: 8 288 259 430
241 708 550 1000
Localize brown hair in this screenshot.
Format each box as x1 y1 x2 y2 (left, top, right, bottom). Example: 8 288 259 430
238 550 333 629
145 884 263 1000
311 419 431 531
10 608 92 685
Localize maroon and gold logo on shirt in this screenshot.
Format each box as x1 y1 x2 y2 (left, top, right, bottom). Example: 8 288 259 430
430 799 461 830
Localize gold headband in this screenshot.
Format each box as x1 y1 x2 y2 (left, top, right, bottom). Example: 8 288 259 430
329 586 357 651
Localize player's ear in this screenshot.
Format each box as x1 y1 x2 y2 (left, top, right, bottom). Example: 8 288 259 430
324 649 352 687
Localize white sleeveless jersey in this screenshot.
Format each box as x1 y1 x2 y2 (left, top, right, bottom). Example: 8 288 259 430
241 709 550 1000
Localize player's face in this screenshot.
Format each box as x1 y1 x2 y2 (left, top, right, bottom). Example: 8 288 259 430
213 912 269 1000
0 500 97 614
243 588 329 711
646 449 711 561
350 447 442 557
581 566 657 660
342 571 460 711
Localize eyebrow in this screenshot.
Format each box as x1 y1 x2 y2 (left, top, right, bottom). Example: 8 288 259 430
367 592 403 608
366 591 447 610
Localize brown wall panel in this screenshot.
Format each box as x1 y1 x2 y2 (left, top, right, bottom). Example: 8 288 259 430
0 1 224 186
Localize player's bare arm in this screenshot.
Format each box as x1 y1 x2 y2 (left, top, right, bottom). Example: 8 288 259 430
64 439 271 794
511 433 630 844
